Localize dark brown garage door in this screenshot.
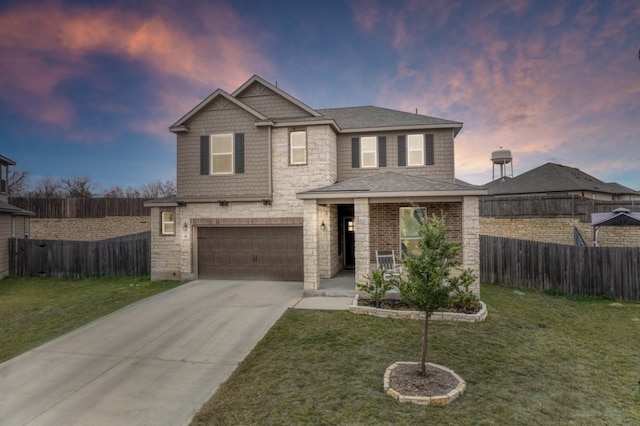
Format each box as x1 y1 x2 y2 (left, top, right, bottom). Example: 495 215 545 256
197 226 303 281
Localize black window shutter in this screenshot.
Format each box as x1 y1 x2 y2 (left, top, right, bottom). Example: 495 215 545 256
425 134 434 165
235 133 245 174
378 136 386 167
397 135 406 166
200 136 210 175
351 137 360 168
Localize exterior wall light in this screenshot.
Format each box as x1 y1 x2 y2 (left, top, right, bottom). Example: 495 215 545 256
320 221 326 231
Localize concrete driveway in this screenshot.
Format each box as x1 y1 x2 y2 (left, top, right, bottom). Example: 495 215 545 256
0 279 303 426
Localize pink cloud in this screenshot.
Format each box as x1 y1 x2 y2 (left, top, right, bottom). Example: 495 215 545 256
0 1 271 141
371 1 640 185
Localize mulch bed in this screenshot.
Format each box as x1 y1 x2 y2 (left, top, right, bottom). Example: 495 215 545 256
389 363 461 397
358 298 480 314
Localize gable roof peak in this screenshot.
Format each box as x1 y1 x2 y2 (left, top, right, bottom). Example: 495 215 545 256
232 74 321 118
169 88 268 132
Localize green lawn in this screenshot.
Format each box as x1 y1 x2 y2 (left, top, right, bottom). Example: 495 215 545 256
0 276 183 362
192 284 640 425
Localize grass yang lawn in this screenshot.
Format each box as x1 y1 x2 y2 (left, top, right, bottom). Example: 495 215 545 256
0 276 183 362
193 284 640 426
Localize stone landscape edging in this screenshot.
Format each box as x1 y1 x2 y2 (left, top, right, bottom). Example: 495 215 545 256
349 294 488 322
384 362 466 406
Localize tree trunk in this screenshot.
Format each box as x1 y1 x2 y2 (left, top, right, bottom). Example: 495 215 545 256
421 317 430 376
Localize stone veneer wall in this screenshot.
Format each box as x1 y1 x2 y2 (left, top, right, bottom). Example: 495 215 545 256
462 196 481 296
30 217 151 241
480 217 640 247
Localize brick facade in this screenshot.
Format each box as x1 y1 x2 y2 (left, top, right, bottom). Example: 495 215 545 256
30 217 151 241
369 202 462 262
480 217 640 247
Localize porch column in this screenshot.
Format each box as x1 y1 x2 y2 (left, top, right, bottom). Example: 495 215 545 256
354 198 370 286
303 199 320 290
462 196 481 297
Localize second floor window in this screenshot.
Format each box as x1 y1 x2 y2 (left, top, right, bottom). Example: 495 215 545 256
407 134 425 166
290 130 307 165
360 136 378 168
211 134 234 174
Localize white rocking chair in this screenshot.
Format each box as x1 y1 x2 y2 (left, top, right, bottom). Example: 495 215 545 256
375 250 402 280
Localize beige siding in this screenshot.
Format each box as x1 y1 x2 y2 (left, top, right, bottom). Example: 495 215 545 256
236 84 312 119
177 105 270 199
336 129 455 182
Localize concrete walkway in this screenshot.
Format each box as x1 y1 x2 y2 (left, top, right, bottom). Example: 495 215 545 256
0 280 302 426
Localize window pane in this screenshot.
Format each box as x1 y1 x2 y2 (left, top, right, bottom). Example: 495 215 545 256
361 136 376 151
211 134 233 154
362 152 377 168
409 151 423 166
164 222 175 234
292 148 306 164
212 155 233 173
401 239 422 257
291 131 306 148
400 207 426 238
407 134 423 149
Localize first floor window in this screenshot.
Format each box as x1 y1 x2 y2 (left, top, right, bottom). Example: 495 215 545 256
400 207 426 257
161 211 175 235
290 130 307 165
211 133 234 174
407 134 425 166
360 136 377 168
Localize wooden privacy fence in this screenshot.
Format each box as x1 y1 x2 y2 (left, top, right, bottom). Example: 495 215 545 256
480 195 639 222
480 235 640 301
8 197 152 218
9 232 150 278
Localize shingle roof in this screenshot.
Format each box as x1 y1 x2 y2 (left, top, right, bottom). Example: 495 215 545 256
299 172 486 197
0 200 33 216
317 106 463 134
484 162 640 196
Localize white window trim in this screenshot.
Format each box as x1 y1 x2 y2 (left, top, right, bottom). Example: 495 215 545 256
407 134 425 167
360 136 378 168
210 133 234 175
161 211 175 235
399 206 426 257
290 130 307 165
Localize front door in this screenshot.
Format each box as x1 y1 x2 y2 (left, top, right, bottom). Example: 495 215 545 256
343 217 355 269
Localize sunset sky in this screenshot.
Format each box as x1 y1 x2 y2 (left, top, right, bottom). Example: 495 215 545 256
1 0 639 192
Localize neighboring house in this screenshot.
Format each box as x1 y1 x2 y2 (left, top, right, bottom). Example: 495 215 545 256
146 75 486 292
484 162 640 201
0 155 34 279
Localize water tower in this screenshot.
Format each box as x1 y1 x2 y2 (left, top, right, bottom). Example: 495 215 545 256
491 148 513 180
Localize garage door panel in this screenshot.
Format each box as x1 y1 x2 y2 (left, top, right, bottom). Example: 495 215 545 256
197 226 303 281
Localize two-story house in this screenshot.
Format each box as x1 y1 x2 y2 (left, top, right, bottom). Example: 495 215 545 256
146 75 486 294
0 154 33 279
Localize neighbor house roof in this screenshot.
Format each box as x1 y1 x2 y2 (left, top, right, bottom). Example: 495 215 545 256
484 162 640 197
297 172 486 200
592 208 640 227
0 200 34 216
0 154 16 166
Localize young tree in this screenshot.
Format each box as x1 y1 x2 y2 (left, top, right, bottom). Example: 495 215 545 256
398 215 477 376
